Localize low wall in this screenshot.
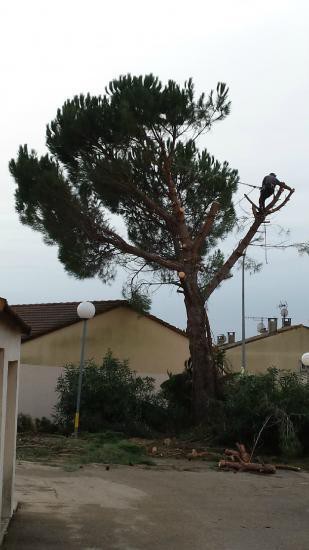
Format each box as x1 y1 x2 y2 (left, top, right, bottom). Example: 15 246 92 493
18 364 169 419
18 364 64 419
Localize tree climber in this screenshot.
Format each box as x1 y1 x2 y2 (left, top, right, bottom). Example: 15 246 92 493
259 173 292 210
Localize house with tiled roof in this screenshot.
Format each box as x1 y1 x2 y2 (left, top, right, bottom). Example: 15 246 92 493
12 300 189 419
222 322 309 377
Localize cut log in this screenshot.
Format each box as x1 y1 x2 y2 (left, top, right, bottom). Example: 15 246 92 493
236 443 251 463
224 449 241 461
274 464 301 472
219 460 276 474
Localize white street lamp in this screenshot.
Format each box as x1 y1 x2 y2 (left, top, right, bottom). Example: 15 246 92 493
301 353 309 367
74 301 95 436
241 250 246 374
77 301 96 320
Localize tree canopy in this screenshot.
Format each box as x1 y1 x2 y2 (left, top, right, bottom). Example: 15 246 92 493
10 74 295 421
10 75 239 296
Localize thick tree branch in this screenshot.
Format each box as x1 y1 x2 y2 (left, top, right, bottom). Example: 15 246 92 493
192 201 220 253
100 227 182 271
162 157 192 248
204 216 263 298
204 187 295 299
268 188 294 214
91 143 175 229
128 183 176 228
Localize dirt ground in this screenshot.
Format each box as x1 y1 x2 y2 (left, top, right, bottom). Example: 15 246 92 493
3 460 309 550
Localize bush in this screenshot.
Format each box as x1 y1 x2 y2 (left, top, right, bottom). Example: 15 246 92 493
35 416 59 434
18 413 36 433
18 414 59 434
210 368 309 456
54 351 168 435
160 363 192 432
162 365 309 456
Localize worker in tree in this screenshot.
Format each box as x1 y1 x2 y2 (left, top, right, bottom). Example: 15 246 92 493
259 173 292 210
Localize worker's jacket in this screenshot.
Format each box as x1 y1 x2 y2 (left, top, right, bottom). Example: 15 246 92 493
261 175 281 193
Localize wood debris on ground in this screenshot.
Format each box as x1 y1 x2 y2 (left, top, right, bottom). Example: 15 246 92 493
125 438 303 473
218 443 301 475
131 437 221 461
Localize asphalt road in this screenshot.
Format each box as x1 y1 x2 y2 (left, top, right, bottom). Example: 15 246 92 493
3 461 309 549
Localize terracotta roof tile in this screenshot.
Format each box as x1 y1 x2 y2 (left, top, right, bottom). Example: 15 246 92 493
11 300 187 341
0 297 30 334
222 324 309 349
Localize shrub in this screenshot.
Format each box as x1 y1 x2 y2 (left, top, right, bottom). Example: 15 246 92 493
54 351 168 435
18 414 59 434
17 413 36 433
162 365 309 456
35 416 59 434
160 363 192 432
211 368 309 456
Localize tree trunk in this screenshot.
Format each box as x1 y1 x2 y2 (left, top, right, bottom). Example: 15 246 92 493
183 272 217 424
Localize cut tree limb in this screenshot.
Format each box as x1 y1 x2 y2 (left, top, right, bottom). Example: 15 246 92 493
224 449 241 461
236 443 251 463
274 464 301 472
219 460 276 474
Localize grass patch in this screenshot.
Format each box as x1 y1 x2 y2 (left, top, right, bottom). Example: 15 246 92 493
16 432 153 468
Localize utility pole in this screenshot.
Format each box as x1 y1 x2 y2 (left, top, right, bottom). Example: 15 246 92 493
241 250 246 374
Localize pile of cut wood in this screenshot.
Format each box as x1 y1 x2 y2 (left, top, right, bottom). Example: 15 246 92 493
218 443 301 474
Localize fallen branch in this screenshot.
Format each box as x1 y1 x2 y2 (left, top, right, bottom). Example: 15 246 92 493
274 464 302 472
219 460 276 474
224 449 241 461
236 443 251 463
219 442 303 475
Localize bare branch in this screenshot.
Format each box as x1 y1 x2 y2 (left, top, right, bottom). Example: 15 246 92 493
204 186 295 298
244 194 258 215
267 188 295 214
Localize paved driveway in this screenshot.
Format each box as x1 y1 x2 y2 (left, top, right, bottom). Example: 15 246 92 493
3 461 309 549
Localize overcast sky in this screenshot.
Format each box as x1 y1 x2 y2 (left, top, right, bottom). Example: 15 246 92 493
1 0 308 340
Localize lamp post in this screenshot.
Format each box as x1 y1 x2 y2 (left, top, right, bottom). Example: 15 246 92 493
74 301 95 436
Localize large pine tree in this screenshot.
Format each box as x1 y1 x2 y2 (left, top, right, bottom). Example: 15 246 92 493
9 75 294 422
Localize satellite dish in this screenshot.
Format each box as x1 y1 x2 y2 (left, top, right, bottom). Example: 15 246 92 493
257 320 266 333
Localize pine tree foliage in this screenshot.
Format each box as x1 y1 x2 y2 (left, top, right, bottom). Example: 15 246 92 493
9 75 238 287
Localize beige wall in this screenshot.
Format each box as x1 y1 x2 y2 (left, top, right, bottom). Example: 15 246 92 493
19 367 170 420
19 307 189 419
225 326 309 374
19 365 64 420
21 307 189 374
0 316 22 532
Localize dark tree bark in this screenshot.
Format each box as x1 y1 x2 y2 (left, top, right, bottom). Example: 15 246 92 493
183 270 217 423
